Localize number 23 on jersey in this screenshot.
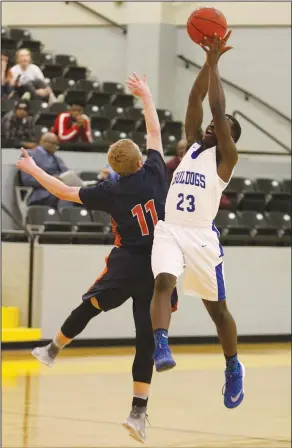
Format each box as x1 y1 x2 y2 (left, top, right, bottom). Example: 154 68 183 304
131 199 158 236
177 193 195 212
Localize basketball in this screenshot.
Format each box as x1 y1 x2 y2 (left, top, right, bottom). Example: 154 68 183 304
187 7 227 45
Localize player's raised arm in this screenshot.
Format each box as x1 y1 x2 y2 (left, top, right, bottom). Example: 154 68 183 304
16 149 82 203
127 73 163 157
201 34 237 183
185 61 209 147
185 31 232 148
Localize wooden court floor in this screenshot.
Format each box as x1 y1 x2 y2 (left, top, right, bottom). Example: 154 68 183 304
2 343 291 448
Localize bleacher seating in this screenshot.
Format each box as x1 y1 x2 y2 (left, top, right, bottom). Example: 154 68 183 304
1 27 182 152
2 27 291 247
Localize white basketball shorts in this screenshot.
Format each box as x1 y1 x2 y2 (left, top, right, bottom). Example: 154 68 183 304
151 220 226 301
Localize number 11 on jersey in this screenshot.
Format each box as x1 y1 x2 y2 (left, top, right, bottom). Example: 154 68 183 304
131 199 158 236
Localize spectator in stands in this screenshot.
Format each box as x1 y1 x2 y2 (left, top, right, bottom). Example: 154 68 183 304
166 139 187 186
20 132 74 209
52 101 93 143
98 165 119 183
1 51 13 98
1 99 36 149
10 49 60 104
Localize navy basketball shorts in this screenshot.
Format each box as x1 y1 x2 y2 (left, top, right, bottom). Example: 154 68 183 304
82 246 178 314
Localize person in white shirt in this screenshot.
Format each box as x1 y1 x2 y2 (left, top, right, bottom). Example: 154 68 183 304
150 33 246 410
10 48 58 103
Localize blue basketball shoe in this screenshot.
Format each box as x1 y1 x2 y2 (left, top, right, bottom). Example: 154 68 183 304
223 361 245 409
153 330 176 372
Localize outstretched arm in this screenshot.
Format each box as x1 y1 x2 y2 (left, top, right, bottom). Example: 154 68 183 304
127 73 163 157
16 149 82 203
185 32 232 149
185 62 209 148
202 33 237 182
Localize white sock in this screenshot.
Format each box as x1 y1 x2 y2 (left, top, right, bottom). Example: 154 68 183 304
52 338 64 349
133 392 148 400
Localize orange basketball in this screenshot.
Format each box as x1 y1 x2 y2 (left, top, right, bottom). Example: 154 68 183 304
187 7 227 45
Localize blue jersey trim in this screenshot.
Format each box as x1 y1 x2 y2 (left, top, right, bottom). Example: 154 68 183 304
212 220 224 258
215 262 226 301
191 144 205 160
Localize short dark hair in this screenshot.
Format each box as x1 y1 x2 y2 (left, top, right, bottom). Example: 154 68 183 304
226 114 241 143
69 101 85 108
15 99 29 112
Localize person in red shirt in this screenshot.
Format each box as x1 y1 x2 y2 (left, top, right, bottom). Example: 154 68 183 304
166 139 188 186
52 101 93 143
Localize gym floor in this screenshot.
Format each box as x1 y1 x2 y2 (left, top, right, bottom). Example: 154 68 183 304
2 343 291 448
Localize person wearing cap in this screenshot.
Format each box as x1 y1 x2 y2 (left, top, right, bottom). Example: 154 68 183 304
51 101 93 144
1 100 36 149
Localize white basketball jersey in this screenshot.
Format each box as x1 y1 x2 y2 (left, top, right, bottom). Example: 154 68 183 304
165 142 229 227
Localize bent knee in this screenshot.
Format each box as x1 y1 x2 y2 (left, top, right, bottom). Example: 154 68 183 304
203 299 229 325
154 273 176 294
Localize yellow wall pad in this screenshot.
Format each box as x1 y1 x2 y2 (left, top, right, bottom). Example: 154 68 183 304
2 328 41 342
2 307 20 329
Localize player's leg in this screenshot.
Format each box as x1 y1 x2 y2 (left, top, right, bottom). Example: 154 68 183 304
150 221 184 372
123 285 154 443
202 299 237 356
202 298 244 409
32 249 129 366
182 228 245 408
32 297 102 366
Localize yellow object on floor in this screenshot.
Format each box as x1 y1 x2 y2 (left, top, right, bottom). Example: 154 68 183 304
1 306 41 342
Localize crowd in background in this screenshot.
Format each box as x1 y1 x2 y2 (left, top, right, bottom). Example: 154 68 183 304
1 48 93 150
2 49 230 209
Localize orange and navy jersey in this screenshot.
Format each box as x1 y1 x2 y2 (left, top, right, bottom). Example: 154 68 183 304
79 150 167 253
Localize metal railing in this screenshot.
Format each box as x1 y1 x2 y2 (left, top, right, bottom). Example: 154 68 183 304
65 1 127 34
233 110 291 154
178 54 291 123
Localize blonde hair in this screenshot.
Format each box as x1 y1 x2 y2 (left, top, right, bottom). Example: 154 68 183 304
108 139 142 176
16 48 32 62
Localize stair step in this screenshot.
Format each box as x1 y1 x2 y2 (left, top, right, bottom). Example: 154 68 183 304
2 307 20 329
2 328 41 342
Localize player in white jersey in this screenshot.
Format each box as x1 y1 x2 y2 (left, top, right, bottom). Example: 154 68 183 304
151 33 245 409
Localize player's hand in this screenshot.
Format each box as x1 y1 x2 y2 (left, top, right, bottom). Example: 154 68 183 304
126 73 151 99
201 31 233 66
16 148 37 174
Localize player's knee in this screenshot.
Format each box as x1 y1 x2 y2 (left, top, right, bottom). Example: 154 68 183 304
205 300 228 327
154 273 176 295
61 300 101 339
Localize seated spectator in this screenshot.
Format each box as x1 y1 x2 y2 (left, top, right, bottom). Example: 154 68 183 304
98 165 119 183
1 51 13 98
1 99 36 149
166 139 187 186
219 193 232 209
19 132 74 210
52 101 93 143
10 49 60 104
